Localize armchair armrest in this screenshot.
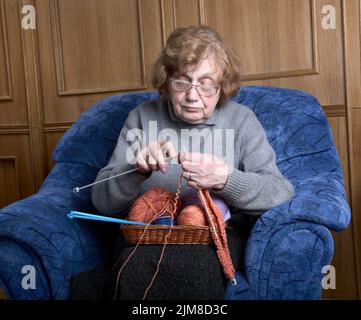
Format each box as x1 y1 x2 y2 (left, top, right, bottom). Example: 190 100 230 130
225 174 351 300
274 174 351 230
255 173 350 231
0 184 110 299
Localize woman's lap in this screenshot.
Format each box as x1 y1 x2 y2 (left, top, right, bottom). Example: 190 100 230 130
70 216 250 300
109 227 245 300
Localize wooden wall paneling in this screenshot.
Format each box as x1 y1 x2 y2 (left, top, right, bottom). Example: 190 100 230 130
50 0 146 95
0 1 12 100
0 0 29 125
343 0 361 299
0 133 35 207
269 0 344 107
329 227 359 299
44 125 69 172
350 109 361 298
36 0 165 172
343 1 361 108
326 116 358 299
173 0 203 27
140 0 164 86
37 0 164 125
0 0 42 206
160 0 176 45
204 0 316 79
160 0 204 44
19 0 47 190
311 0 344 106
328 115 350 201
205 0 345 109
0 156 20 208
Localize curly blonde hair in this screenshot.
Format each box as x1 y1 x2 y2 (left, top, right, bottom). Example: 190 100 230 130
152 26 241 105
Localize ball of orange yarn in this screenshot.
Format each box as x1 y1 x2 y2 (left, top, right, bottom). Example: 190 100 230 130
129 187 181 223
177 205 208 226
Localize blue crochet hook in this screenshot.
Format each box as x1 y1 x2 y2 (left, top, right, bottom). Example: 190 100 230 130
67 211 149 226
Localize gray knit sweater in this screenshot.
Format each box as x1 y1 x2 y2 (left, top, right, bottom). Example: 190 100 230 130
91 98 294 216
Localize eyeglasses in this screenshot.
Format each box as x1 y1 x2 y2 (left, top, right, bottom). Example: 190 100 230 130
170 78 220 97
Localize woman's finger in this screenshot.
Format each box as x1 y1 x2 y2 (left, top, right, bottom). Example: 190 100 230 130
147 154 159 171
181 161 200 174
137 150 151 173
161 141 178 160
148 143 167 173
155 149 167 173
183 171 201 185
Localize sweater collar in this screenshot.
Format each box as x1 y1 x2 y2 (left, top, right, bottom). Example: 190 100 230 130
167 98 221 126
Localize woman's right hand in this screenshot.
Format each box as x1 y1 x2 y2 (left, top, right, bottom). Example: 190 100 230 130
136 141 178 174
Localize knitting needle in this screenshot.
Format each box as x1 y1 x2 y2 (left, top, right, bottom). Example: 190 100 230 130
73 167 139 193
67 210 149 226
73 145 187 193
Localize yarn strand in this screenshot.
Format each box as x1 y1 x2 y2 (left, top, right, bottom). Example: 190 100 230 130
113 217 156 300
142 174 183 299
113 175 183 300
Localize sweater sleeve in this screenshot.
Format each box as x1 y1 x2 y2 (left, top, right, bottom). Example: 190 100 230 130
215 109 294 214
91 109 151 216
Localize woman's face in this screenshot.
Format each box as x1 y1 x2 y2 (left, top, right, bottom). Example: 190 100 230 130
169 57 221 124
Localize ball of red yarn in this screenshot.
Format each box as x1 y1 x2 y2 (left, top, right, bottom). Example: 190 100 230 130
129 187 181 223
177 205 208 226
181 187 231 221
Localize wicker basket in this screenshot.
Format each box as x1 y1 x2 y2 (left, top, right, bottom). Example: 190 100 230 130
121 224 214 245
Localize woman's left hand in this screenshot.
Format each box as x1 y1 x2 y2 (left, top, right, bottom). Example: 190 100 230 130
179 152 229 190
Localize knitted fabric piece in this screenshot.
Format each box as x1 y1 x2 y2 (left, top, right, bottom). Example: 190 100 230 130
110 227 244 300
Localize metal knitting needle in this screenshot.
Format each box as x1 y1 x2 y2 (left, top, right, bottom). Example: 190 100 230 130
73 146 187 193
73 167 140 193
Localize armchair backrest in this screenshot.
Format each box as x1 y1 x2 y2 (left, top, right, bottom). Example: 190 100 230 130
52 91 160 170
50 86 342 193
233 86 334 162
231 86 342 184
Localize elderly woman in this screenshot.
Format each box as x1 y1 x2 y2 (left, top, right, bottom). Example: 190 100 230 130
90 26 294 300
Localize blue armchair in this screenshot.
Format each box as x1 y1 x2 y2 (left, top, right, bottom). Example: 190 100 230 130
0 86 351 300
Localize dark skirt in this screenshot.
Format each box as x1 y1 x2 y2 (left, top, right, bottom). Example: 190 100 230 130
70 215 252 300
